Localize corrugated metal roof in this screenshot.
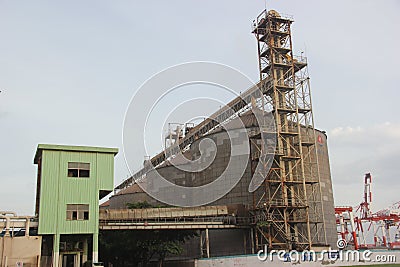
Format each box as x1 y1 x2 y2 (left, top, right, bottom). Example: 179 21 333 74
115 183 145 195
34 144 118 163
100 200 110 207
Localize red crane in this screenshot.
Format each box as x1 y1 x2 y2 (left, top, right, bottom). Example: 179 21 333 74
335 173 400 250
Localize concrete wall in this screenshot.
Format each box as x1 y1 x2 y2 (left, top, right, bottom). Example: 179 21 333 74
0 236 41 267
315 132 337 248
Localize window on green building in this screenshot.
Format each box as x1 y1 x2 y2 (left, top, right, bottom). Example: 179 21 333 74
67 162 90 178
66 204 89 220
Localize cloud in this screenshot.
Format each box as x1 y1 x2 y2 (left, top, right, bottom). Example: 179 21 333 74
328 122 400 211
331 122 400 139
330 126 363 136
0 111 8 119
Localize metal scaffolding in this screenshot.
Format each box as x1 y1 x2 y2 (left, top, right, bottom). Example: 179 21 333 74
251 9 327 251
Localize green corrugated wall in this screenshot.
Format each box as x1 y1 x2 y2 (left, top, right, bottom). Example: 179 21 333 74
38 149 115 235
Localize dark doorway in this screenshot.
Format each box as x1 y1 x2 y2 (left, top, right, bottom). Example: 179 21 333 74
63 254 75 267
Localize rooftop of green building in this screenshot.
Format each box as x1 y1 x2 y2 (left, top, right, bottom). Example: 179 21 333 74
34 144 118 164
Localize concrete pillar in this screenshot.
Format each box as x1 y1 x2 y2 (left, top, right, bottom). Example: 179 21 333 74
205 228 210 258
52 234 60 267
25 218 30 237
4 218 10 237
0 238 3 267
82 238 88 264
199 230 203 257
250 228 255 254
75 253 80 267
92 234 98 263
243 229 247 254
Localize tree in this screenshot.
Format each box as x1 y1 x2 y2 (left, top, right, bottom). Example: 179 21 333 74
126 201 154 209
99 230 197 267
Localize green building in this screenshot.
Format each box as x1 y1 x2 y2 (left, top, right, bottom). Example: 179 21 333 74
34 144 118 266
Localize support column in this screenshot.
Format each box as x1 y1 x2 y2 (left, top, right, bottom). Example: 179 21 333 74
205 228 210 258
339 215 345 240
75 253 80 267
199 230 203 257
382 225 387 247
4 218 10 237
1 237 3 267
348 211 358 250
250 228 255 254
93 234 99 263
82 238 88 264
243 230 247 254
25 218 30 237
52 234 60 267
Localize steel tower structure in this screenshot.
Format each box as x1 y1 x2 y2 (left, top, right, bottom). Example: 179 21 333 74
251 9 327 250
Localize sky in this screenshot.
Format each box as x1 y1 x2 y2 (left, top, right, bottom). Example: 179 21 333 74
0 1 399 215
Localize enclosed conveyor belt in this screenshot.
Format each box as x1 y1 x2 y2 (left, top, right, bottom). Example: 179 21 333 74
99 205 251 230
114 80 270 192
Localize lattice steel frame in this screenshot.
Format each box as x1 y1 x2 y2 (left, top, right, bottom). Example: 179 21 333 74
251 9 327 251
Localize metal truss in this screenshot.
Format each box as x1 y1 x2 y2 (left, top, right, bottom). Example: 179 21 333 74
251 9 327 251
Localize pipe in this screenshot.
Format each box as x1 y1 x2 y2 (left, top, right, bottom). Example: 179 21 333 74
0 215 34 237
0 212 16 217
0 216 11 237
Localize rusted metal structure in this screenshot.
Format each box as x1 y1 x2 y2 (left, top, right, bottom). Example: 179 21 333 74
251 9 326 250
336 173 400 250
335 206 358 249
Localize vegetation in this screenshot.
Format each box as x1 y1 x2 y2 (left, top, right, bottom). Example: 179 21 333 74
126 201 167 209
126 201 154 209
99 230 197 267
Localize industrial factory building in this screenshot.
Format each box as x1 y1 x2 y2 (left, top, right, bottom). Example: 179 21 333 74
109 9 337 258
